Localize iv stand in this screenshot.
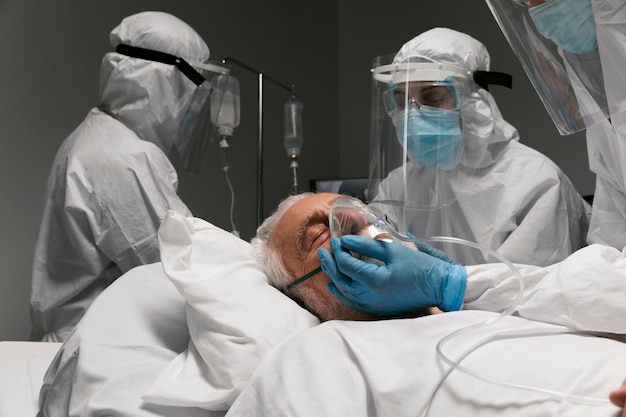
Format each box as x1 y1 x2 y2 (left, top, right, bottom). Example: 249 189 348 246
222 57 295 228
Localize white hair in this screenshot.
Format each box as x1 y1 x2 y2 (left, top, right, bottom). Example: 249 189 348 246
251 192 380 322
251 192 314 289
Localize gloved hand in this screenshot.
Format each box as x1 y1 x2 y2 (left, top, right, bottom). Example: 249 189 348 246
318 235 467 317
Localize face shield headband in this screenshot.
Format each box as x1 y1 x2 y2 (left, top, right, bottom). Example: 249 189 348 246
372 61 511 94
375 62 512 148
116 44 207 86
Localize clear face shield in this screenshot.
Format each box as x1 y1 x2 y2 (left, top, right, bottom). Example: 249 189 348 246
383 75 464 171
368 54 476 218
114 44 235 174
484 0 612 135
175 60 234 174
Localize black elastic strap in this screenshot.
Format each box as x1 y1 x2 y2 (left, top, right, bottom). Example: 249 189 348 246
116 44 205 86
473 70 513 91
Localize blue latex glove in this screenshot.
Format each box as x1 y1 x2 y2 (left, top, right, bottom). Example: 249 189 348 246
318 235 467 317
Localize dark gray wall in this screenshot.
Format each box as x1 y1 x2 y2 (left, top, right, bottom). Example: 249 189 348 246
0 0 593 341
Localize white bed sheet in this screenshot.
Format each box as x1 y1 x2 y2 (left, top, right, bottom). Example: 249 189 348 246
36 213 317 417
0 341 61 417
225 311 626 417
35 218 626 417
37 262 219 417
224 244 626 416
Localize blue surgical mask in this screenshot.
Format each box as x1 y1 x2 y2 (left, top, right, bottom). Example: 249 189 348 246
529 0 598 55
393 105 463 170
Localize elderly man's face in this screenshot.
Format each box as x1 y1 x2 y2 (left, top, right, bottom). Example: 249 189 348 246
270 192 374 321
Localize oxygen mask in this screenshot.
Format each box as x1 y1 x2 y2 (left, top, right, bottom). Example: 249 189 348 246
329 197 417 265
327 197 600 411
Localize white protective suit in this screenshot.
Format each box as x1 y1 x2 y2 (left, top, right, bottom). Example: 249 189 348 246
30 11 210 342
582 0 626 249
372 29 591 266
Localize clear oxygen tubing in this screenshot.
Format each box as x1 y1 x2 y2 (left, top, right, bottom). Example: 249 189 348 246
389 235 613 415
328 198 612 411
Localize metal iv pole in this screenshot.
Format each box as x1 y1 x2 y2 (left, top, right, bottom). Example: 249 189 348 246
222 57 296 227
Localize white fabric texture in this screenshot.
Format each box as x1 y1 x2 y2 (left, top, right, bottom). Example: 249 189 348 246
35 222 626 416
30 11 208 342
583 0 626 249
464 243 626 333
395 27 490 74
36 213 319 416
143 211 319 411
225 243 626 417
225 311 626 417
37 263 215 417
372 28 590 266
0 342 61 417
375 139 591 266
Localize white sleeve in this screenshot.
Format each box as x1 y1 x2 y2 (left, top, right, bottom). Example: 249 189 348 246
588 0 626 248
463 244 626 334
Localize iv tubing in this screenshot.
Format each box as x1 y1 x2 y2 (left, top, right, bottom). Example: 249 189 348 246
220 142 239 237
292 165 299 193
222 169 238 236
291 158 299 193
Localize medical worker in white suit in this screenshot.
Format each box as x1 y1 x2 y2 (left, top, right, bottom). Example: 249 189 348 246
368 28 590 267
30 11 232 342
322 3 626 412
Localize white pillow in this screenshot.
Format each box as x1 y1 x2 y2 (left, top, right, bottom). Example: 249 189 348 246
142 211 320 411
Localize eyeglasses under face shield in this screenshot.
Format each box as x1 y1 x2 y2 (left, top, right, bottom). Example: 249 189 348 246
383 78 460 117
375 61 471 118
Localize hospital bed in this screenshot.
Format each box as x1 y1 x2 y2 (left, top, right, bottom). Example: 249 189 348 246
0 341 61 416
14 211 626 417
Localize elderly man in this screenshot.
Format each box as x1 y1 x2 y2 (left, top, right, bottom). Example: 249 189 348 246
253 191 626 333
251 192 455 321
249 190 626 415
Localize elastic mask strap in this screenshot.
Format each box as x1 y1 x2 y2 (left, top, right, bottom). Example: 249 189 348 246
473 70 513 91
116 44 206 86
285 266 323 290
